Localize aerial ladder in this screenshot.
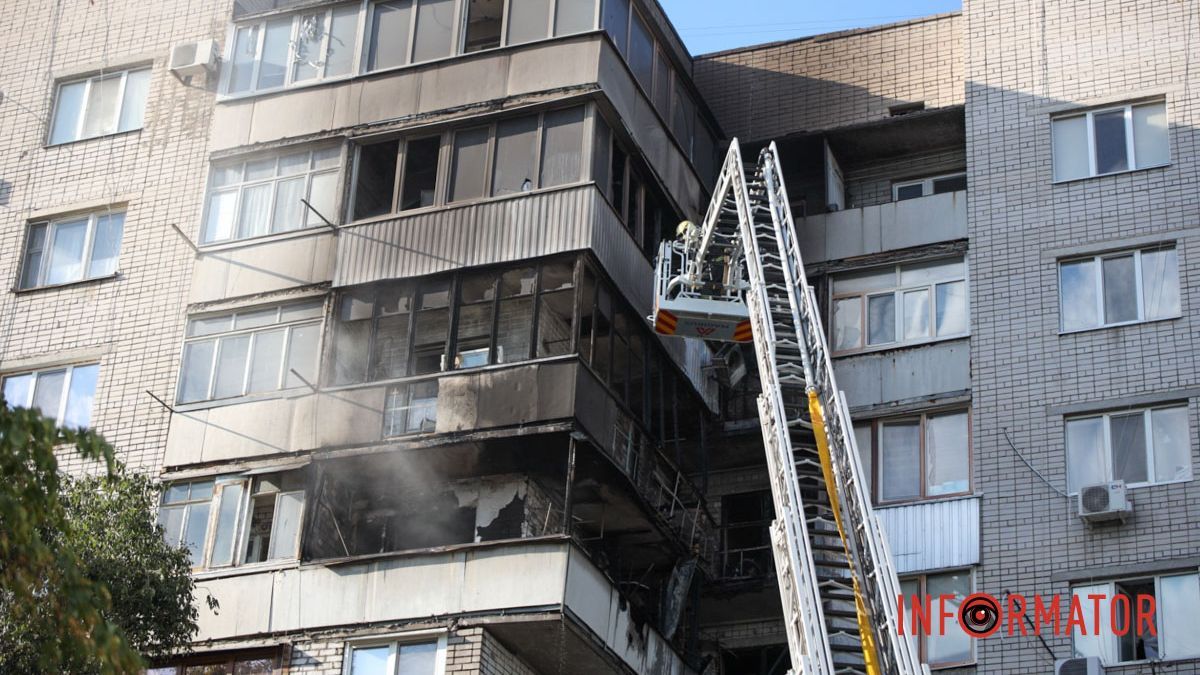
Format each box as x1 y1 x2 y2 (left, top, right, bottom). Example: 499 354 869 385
652 139 928 675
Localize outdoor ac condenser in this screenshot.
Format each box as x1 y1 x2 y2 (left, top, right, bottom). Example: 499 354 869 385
1056 656 1105 675
1077 480 1132 524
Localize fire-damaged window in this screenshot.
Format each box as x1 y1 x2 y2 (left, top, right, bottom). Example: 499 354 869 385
594 116 684 259
304 459 563 561
349 105 587 221
721 643 789 675
720 491 774 580
158 471 306 570
331 256 577 388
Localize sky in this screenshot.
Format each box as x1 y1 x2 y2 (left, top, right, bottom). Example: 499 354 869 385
657 0 962 55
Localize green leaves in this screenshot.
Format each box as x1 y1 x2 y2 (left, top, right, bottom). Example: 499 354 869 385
0 403 197 674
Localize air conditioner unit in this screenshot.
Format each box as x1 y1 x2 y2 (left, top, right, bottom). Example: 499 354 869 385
1055 656 1105 675
169 39 217 77
1078 480 1132 524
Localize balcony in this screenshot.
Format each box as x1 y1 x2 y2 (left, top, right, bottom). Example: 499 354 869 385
796 190 967 264
875 495 980 574
193 539 696 675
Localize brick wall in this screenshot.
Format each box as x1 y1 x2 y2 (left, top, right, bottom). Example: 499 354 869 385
283 627 538 675
965 0 1200 671
694 14 964 142
0 0 227 473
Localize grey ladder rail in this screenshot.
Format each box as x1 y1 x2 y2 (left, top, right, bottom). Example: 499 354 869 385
700 139 926 675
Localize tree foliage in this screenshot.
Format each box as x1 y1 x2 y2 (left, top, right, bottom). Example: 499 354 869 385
0 402 197 673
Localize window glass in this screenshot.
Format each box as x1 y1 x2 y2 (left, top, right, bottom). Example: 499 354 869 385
497 268 535 362
1160 574 1200 659
931 173 967 193
228 25 259 93
463 0 503 52
413 0 455 61
370 0 414 70
1066 417 1107 493
935 281 968 335
326 5 360 77
293 12 326 82
895 182 924 201
901 289 930 341
867 294 895 345
247 329 286 393
628 10 654 92
400 136 442 210
354 140 400 219
1071 584 1110 660
206 147 342 242
926 572 972 665
1093 109 1129 174
925 412 969 496
3 366 98 428
853 423 873 490
1052 114 1089 182
1102 254 1138 323
450 127 490 202
269 491 305 560
455 272 496 368
879 420 920 501
1151 407 1191 483
592 119 611 191
671 83 695 152
81 74 122 139
351 646 391 675
213 335 252 399
1115 579 1157 661
1060 258 1100 331
540 107 585 187
45 218 88 285
210 482 245 567
652 48 671 114
2 374 34 410
1132 101 1169 168
180 341 216 403
50 80 87 144
257 17 292 89
397 642 438 674
62 364 99 429
1141 247 1180 320
89 213 125 278
1109 412 1149 485
508 0 551 45
601 0 630 53
833 267 895 295
32 370 66 421
118 68 151 132
554 0 595 35
21 212 126 288
20 224 48 290
492 116 539 196
412 280 451 374
832 297 862 351
899 258 964 286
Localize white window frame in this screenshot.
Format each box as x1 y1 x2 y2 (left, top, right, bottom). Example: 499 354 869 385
343 633 448 675
1052 100 1171 182
201 145 344 245
1065 404 1193 494
891 172 967 201
1057 246 1181 333
48 67 151 145
19 210 125 289
1071 572 1200 665
831 257 970 355
1 363 99 426
160 473 306 571
221 3 366 96
177 300 324 405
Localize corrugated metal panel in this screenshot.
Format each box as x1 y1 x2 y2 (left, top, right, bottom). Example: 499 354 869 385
876 496 979 574
334 185 716 409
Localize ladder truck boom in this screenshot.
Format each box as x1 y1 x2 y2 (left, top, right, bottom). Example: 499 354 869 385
652 139 928 675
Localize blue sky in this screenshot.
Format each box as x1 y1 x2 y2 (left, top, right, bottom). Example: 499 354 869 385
658 0 962 55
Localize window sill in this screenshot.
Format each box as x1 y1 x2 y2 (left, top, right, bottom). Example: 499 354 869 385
928 660 976 671
1057 314 1181 336
1068 476 1193 497
197 224 334 253
12 272 120 295
832 333 970 359
874 492 978 509
1051 162 1171 185
191 558 299 581
45 127 142 149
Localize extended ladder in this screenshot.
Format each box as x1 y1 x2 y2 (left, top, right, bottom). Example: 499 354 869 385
654 140 926 675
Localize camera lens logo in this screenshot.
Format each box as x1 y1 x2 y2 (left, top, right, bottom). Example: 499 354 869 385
958 594 1001 638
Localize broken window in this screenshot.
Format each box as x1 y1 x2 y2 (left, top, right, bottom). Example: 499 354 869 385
400 136 442 210
158 472 306 570
204 145 341 243
721 643 789 675
374 282 415 379
454 271 496 368
536 260 575 357
225 6 360 95
178 300 322 404
384 380 439 435
353 140 400 220
463 0 503 52
412 279 451 374
496 267 536 362
721 491 774 579
19 210 124 289
147 648 281 675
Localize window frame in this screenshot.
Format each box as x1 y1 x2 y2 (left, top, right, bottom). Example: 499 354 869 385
1057 245 1181 333
891 172 967 201
147 647 284 674
720 490 774 580
48 67 151 145
830 257 970 355
1071 571 1200 665
221 3 366 96
342 633 448 675
176 299 325 405
901 569 976 669
1064 403 1193 494
200 144 346 245
1 363 100 428
862 408 973 506
160 473 307 572
18 210 126 289
1051 100 1171 182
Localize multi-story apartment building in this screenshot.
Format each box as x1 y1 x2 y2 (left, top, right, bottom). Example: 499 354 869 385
1 0 1196 673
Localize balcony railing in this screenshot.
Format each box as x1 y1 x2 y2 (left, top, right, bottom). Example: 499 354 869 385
796 189 967 264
